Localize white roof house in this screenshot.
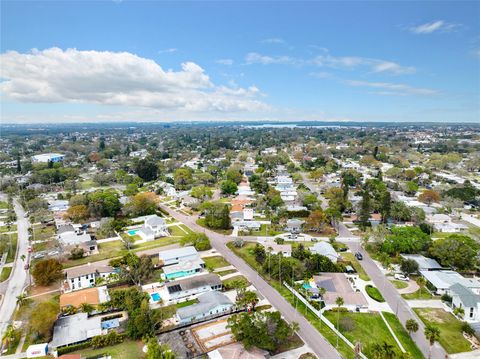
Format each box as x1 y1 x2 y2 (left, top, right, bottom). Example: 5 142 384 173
58 232 92 246
176 291 234 324
31 153 65 163
310 242 339 263
50 312 103 349
159 246 199 266
420 270 480 295
400 254 442 271
137 215 168 241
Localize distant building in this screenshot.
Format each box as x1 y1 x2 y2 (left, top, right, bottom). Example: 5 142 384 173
419 270 480 295
400 254 442 271
32 153 65 163
48 200 69 212
176 291 234 324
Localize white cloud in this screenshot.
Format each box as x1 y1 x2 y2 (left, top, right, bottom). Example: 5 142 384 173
245 50 415 75
309 71 331 79
216 58 234 65
409 20 460 34
158 48 178 53
346 80 439 96
0 48 270 113
261 38 285 44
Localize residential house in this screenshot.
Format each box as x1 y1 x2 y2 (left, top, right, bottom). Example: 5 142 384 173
427 214 468 233
176 291 234 324
310 242 339 263
64 264 116 292
400 254 442 271
32 153 65 163
137 215 169 241
162 257 205 280
450 283 480 322
165 273 223 302
48 200 69 212
419 270 480 295
159 246 199 266
286 219 304 234
50 313 104 349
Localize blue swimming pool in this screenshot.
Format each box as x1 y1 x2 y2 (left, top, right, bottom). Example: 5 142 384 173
151 292 161 302
128 229 140 236
303 282 312 289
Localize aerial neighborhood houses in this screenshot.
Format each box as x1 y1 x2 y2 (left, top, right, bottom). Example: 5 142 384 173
64 264 116 292
136 214 169 241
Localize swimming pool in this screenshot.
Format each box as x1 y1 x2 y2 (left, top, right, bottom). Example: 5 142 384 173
150 292 161 302
303 282 312 289
127 229 140 236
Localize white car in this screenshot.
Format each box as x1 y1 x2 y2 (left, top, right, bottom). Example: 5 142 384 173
394 273 409 281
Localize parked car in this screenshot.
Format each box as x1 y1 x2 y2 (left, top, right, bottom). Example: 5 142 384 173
394 273 410 281
339 247 348 252
355 252 363 260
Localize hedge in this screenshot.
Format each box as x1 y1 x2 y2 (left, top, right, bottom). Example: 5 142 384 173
365 285 385 302
57 341 92 355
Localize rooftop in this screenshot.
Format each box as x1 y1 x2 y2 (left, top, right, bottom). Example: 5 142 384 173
166 273 222 293
159 246 198 262
450 283 480 307
420 270 480 290
65 264 115 279
50 312 102 348
176 291 233 321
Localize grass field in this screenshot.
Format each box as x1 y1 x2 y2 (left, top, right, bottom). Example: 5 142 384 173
0 201 9 209
402 288 433 300
3 233 18 263
0 266 12 282
196 218 232 235
176 299 198 308
340 252 370 281
323 311 422 359
222 275 250 289
365 285 385 302
217 269 237 276
32 224 55 241
247 224 284 236
0 225 17 233
382 312 424 359
391 280 409 289
70 340 145 358
414 308 471 354
203 256 230 270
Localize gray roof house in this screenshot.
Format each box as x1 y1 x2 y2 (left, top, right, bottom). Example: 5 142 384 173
310 242 339 263
159 246 199 266
176 291 234 324
400 254 442 271
166 273 223 302
450 283 480 322
50 312 103 349
420 270 480 295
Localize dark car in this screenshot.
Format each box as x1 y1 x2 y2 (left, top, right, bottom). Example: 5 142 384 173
339 247 348 252
355 252 363 260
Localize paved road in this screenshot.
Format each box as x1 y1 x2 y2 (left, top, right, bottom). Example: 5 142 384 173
347 241 447 359
160 204 342 359
0 199 30 338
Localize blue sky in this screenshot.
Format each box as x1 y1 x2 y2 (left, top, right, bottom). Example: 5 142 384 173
1 1 479 123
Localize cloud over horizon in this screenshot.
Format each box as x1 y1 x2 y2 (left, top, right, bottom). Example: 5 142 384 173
0 48 270 113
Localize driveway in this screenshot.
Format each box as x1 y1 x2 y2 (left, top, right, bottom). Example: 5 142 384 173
160 204 342 359
0 198 30 337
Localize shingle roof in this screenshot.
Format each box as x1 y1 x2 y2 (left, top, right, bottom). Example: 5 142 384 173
450 283 480 307
176 291 233 320
50 313 102 348
145 215 166 227
166 273 222 293
159 246 198 262
65 264 114 279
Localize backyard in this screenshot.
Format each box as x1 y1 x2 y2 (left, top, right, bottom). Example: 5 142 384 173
414 308 471 353
70 340 145 358
203 256 230 270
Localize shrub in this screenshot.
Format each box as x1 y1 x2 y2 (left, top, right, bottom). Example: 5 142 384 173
339 317 356 332
91 331 124 348
441 294 452 303
365 285 385 302
57 341 92 355
461 322 475 336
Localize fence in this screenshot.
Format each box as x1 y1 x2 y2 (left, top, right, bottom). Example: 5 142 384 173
283 282 368 359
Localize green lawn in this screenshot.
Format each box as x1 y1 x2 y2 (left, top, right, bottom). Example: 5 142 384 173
366 285 385 302
203 256 230 270
217 269 237 276
222 275 250 289
227 241 357 359
323 311 420 359
414 308 471 354
32 225 55 241
340 252 370 281
175 299 198 308
168 224 191 237
0 225 17 233
382 312 424 359
69 340 145 359
196 218 232 235
0 266 12 282
79 179 96 190
402 289 433 300
0 201 9 209
391 280 409 289
247 224 284 236
3 233 18 263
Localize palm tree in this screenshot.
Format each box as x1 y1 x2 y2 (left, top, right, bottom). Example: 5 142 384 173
20 254 26 262
416 277 426 297
16 293 27 307
424 324 440 359
453 307 465 319
381 342 396 359
405 319 419 337
335 296 344 348
290 321 300 334
80 303 95 314
2 324 16 348
370 343 384 359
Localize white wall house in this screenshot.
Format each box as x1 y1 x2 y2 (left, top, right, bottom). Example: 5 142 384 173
310 241 339 263
176 291 234 324
166 273 223 302
450 283 480 322
64 265 116 292
420 270 480 295
159 246 199 266
137 215 168 241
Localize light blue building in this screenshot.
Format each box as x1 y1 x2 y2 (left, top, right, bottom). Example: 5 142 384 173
163 257 205 280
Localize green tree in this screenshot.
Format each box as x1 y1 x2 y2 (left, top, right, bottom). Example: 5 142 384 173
400 259 419 276
424 325 440 359
335 296 344 348
79 302 95 314
191 186 213 200
135 158 158 181
429 234 479 270
180 232 211 251
32 258 63 286
382 227 431 255
220 180 238 195
174 168 193 190
358 189 372 229
405 319 419 337
29 301 59 340
87 190 121 218
226 168 243 184
205 202 231 230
